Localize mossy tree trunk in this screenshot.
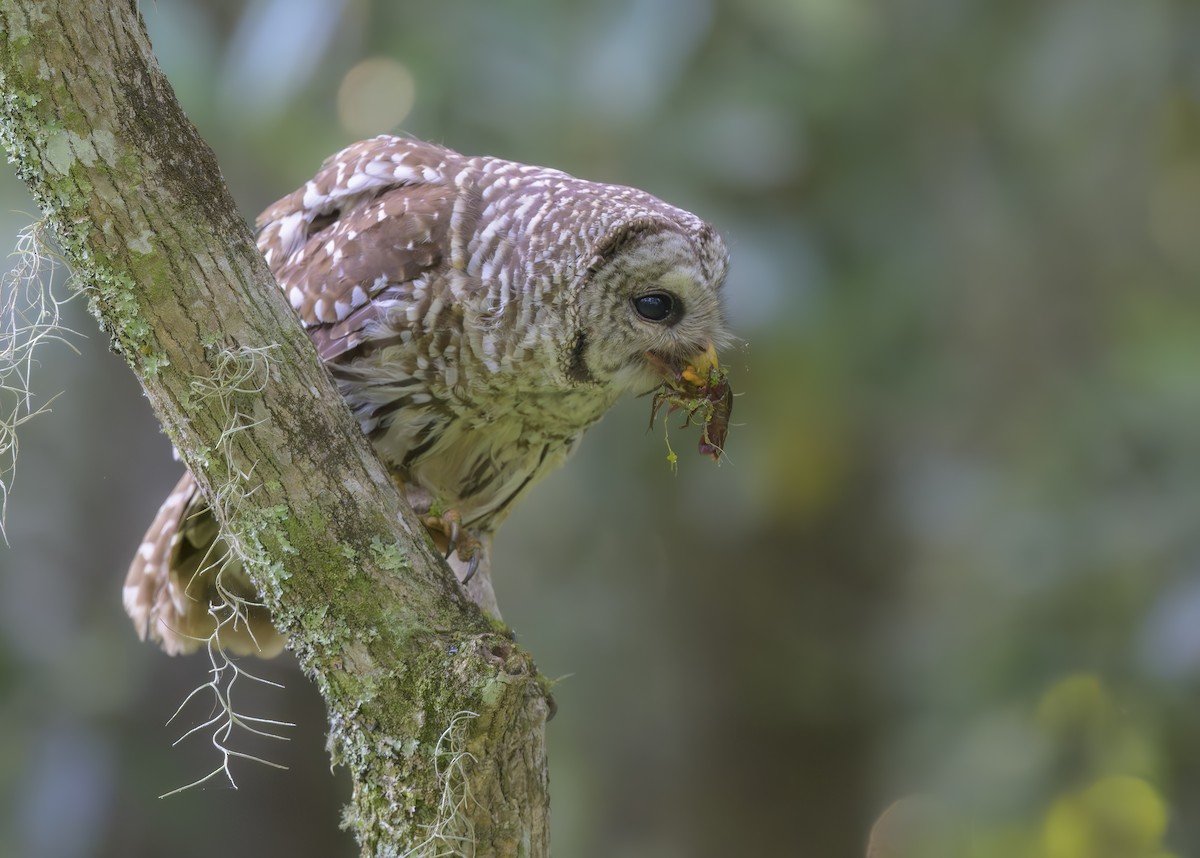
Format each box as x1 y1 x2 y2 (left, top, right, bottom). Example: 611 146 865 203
0 2 551 855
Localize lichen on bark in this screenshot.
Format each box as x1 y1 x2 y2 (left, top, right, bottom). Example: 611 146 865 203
0 2 551 855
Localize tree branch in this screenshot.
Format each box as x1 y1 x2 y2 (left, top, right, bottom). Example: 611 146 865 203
0 2 550 855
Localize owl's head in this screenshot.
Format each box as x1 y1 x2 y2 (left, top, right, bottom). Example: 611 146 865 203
567 218 730 394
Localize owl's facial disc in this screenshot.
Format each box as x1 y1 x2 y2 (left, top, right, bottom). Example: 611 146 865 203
572 226 728 392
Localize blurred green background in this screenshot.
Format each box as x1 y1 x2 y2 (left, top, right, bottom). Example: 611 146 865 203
3 0 1200 856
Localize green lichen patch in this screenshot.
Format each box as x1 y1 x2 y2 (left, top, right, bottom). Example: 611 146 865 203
370 535 410 572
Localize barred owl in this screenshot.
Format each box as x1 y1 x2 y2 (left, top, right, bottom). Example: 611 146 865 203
124 135 730 657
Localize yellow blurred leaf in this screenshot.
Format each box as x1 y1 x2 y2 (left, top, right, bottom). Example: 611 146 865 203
1042 776 1168 858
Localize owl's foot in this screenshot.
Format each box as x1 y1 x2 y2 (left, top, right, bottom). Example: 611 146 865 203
389 477 483 585
420 509 482 584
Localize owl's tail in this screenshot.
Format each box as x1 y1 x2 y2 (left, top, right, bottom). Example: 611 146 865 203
123 471 284 658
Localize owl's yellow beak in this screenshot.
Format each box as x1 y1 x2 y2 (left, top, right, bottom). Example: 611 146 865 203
644 342 720 386
679 343 720 387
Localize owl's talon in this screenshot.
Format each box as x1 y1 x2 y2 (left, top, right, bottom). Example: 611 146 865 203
462 553 480 585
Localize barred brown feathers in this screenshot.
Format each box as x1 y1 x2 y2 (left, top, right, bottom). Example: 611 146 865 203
125 135 730 657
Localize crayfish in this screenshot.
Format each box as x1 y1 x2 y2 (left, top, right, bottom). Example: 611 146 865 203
646 345 733 466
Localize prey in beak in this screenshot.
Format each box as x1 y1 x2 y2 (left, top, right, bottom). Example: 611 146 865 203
645 344 733 463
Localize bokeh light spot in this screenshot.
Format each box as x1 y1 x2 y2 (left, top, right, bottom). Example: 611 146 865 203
1035 673 1111 736
337 57 416 137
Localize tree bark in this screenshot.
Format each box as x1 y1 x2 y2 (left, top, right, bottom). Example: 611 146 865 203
0 2 551 855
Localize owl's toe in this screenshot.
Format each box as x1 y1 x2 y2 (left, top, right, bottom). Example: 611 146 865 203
442 512 462 559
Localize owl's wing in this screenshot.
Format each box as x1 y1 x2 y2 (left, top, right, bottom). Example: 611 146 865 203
256 136 460 362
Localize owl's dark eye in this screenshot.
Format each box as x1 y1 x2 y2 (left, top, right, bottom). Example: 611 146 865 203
632 293 678 323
